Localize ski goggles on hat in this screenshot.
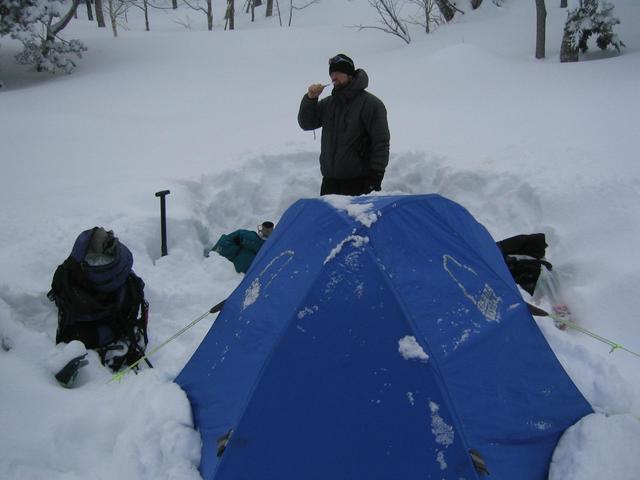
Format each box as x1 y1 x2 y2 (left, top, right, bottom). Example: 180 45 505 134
329 55 351 65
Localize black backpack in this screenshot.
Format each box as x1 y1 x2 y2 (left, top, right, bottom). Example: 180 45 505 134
497 233 553 295
48 227 150 372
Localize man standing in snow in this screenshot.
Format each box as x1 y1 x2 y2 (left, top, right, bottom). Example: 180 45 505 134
298 54 390 196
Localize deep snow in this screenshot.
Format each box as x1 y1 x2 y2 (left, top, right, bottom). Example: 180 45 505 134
1 0 639 478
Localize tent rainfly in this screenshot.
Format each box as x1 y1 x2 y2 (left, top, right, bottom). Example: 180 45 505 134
177 194 592 480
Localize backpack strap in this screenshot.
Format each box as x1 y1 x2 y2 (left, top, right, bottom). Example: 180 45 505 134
117 274 152 369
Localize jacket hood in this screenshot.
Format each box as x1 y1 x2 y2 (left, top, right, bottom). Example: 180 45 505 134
332 69 368 100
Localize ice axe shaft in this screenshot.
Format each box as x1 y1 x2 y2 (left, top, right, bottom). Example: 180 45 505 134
155 190 170 256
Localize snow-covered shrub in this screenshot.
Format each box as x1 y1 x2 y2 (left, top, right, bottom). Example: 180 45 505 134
560 0 625 62
15 37 85 73
0 0 86 75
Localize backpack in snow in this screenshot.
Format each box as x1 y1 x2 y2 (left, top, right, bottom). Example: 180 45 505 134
48 227 150 372
497 233 552 295
211 229 266 273
212 233 242 261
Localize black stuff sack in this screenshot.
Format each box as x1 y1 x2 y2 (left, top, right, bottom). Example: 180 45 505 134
48 227 149 372
497 233 552 296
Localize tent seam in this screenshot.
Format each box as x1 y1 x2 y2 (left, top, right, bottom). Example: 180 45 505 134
351 196 481 479
214 199 358 476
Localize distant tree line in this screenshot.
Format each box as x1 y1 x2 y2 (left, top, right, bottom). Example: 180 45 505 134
79 0 309 34
0 0 303 83
356 0 501 44
362 0 624 63
0 0 627 86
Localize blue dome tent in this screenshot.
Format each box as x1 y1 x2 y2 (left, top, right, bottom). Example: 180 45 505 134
176 194 591 480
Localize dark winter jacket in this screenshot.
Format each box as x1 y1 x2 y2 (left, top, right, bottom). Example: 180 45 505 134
213 230 265 274
298 69 390 180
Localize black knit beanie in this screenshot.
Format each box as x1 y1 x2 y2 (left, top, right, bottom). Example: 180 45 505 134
329 54 356 77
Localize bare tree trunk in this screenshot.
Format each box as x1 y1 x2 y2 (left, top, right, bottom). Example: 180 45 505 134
108 0 118 36
250 0 261 20
95 0 106 27
424 0 430 34
434 0 455 22
470 0 482 8
266 0 273 16
419 0 438 33
560 0 567 7
207 0 213 30
85 0 94 21
172 0 177 8
225 0 235 30
535 0 546 59
143 0 150 30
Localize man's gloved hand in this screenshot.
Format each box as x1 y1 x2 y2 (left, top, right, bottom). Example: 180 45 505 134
203 243 215 257
307 83 326 99
369 172 384 192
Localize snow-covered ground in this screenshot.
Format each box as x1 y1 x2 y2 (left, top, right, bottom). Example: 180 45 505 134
1 0 639 478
